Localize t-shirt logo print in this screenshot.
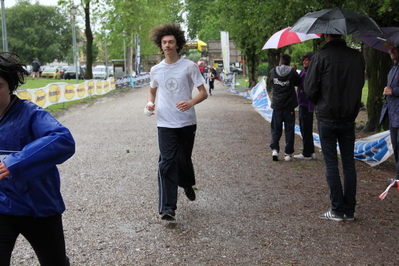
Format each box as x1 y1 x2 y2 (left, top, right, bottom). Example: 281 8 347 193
165 78 179 93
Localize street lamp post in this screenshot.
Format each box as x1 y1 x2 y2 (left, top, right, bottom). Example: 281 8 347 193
71 5 78 84
122 30 126 76
102 22 108 79
1 0 8 52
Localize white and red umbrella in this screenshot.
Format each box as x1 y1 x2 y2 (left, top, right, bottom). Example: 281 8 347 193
262 27 321 49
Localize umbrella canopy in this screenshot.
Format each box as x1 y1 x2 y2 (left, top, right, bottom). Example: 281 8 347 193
353 27 399 53
290 8 383 35
197 40 207 52
262 27 321 49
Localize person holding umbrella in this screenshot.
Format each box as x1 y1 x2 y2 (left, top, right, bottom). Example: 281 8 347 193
305 34 365 222
382 44 399 187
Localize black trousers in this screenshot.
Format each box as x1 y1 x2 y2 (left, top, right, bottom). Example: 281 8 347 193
390 127 399 178
270 109 295 155
0 213 69 266
157 125 196 214
298 105 315 157
318 121 357 216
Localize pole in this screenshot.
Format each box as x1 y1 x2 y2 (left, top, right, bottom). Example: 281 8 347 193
1 0 8 52
103 24 108 79
71 5 78 84
123 30 126 76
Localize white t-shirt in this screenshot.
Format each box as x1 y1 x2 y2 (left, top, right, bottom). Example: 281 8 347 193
150 58 205 128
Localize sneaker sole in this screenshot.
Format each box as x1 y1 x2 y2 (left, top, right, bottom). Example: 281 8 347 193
161 213 175 221
319 216 343 222
319 211 343 222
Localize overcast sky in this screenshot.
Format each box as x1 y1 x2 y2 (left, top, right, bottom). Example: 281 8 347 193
3 0 57 8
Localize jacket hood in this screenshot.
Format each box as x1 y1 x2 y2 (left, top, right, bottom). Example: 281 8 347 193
276 65 293 77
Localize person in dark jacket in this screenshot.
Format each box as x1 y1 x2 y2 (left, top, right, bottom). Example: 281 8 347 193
0 52 75 265
31 58 40 79
382 44 399 187
294 53 316 160
269 54 300 162
305 34 365 222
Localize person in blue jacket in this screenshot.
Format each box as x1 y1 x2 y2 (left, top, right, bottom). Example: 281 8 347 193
383 44 399 187
0 52 75 265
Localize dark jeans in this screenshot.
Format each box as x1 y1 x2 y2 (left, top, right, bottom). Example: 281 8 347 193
389 127 399 178
0 213 69 266
270 109 295 155
317 120 357 216
157 125 196 214
208 80 214 94
298 106 315 157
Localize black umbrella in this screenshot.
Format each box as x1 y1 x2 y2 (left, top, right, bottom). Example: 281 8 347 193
289 8 383 35
353 27 399 53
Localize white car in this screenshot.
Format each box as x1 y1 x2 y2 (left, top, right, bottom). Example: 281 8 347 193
93 65 113 79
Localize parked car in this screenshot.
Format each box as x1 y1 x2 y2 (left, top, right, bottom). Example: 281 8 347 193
57 66 67 79
93 65 113 79
39 65 50 76
41 67 61 79
64 66 85 80
230 66 243 75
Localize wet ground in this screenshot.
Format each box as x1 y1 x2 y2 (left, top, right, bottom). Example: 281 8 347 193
10 81 399 265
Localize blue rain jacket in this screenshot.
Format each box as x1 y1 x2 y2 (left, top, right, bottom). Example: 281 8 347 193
0 96 75 217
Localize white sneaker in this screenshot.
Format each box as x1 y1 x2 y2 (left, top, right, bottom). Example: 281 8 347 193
284 154 292 161
272 150 278 161
293 154 312 160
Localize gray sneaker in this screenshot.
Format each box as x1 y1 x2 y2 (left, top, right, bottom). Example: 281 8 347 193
319 210 343 222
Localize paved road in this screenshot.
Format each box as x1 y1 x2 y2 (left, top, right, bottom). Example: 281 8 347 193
10 81 399 265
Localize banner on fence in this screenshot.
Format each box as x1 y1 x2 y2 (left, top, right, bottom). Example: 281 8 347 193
16 73 150 109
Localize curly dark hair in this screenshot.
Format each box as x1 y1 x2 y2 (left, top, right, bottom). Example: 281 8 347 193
150 23 186 54
0 52 28 94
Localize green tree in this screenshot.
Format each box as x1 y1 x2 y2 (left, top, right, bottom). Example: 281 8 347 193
2 1 72 64
105 0 183 74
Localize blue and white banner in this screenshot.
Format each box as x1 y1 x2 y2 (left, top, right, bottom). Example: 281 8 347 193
241 77 392 166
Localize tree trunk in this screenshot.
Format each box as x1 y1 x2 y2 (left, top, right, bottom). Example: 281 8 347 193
246 49 260 88
84 1 93 80
362 46 391 132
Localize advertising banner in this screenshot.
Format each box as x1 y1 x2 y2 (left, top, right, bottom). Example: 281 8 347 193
220 31 230 73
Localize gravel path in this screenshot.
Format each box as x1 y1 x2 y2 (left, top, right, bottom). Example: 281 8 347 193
10 81 399 265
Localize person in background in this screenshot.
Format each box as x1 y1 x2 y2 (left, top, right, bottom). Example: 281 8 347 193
204 64 209 81
294 53 316 160
305 34 365 222
199 63 205 79
382 44 399 187
146 23 207 221
0 52 75 265
31 58 40 79
210 66 217 82
206 68 215 95
269 54 300 162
